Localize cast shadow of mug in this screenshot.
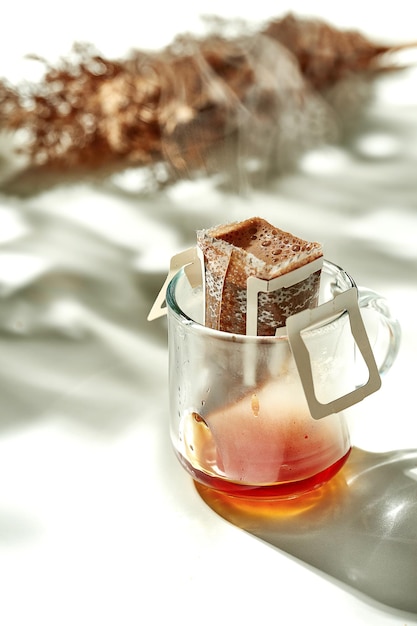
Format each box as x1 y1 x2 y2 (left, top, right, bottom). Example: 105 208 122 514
196 447 417 615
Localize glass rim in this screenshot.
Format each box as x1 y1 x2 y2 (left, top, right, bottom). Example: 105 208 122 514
165 258 355 343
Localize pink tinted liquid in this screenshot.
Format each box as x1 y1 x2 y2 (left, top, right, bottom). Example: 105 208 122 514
177 448 351 499
178 408 351 499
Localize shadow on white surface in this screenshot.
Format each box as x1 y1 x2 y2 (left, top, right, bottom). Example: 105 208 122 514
196 446 417 616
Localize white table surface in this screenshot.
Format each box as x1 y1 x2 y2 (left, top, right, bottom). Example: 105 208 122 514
1 3 417 625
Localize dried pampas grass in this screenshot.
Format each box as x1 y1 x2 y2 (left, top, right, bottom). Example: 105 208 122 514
0 13 411 193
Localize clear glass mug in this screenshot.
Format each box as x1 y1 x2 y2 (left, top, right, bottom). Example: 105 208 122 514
165 260 400 499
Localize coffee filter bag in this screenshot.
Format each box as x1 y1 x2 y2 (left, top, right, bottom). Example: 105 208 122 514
197 217 323 336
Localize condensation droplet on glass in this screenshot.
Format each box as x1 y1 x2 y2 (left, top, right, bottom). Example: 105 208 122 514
192 412 208 427
251 393 260 417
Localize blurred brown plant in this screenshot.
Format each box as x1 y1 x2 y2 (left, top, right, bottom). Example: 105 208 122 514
0 13 411 192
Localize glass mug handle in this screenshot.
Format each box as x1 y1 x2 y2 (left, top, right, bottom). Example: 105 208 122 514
357 287 401 376
286 287 401 420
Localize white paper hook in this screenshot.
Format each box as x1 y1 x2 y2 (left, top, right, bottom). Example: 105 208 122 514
286 287 381 419
147 247 203 321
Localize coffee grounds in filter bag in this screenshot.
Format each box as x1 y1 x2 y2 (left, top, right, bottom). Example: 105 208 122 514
197 217 323 336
